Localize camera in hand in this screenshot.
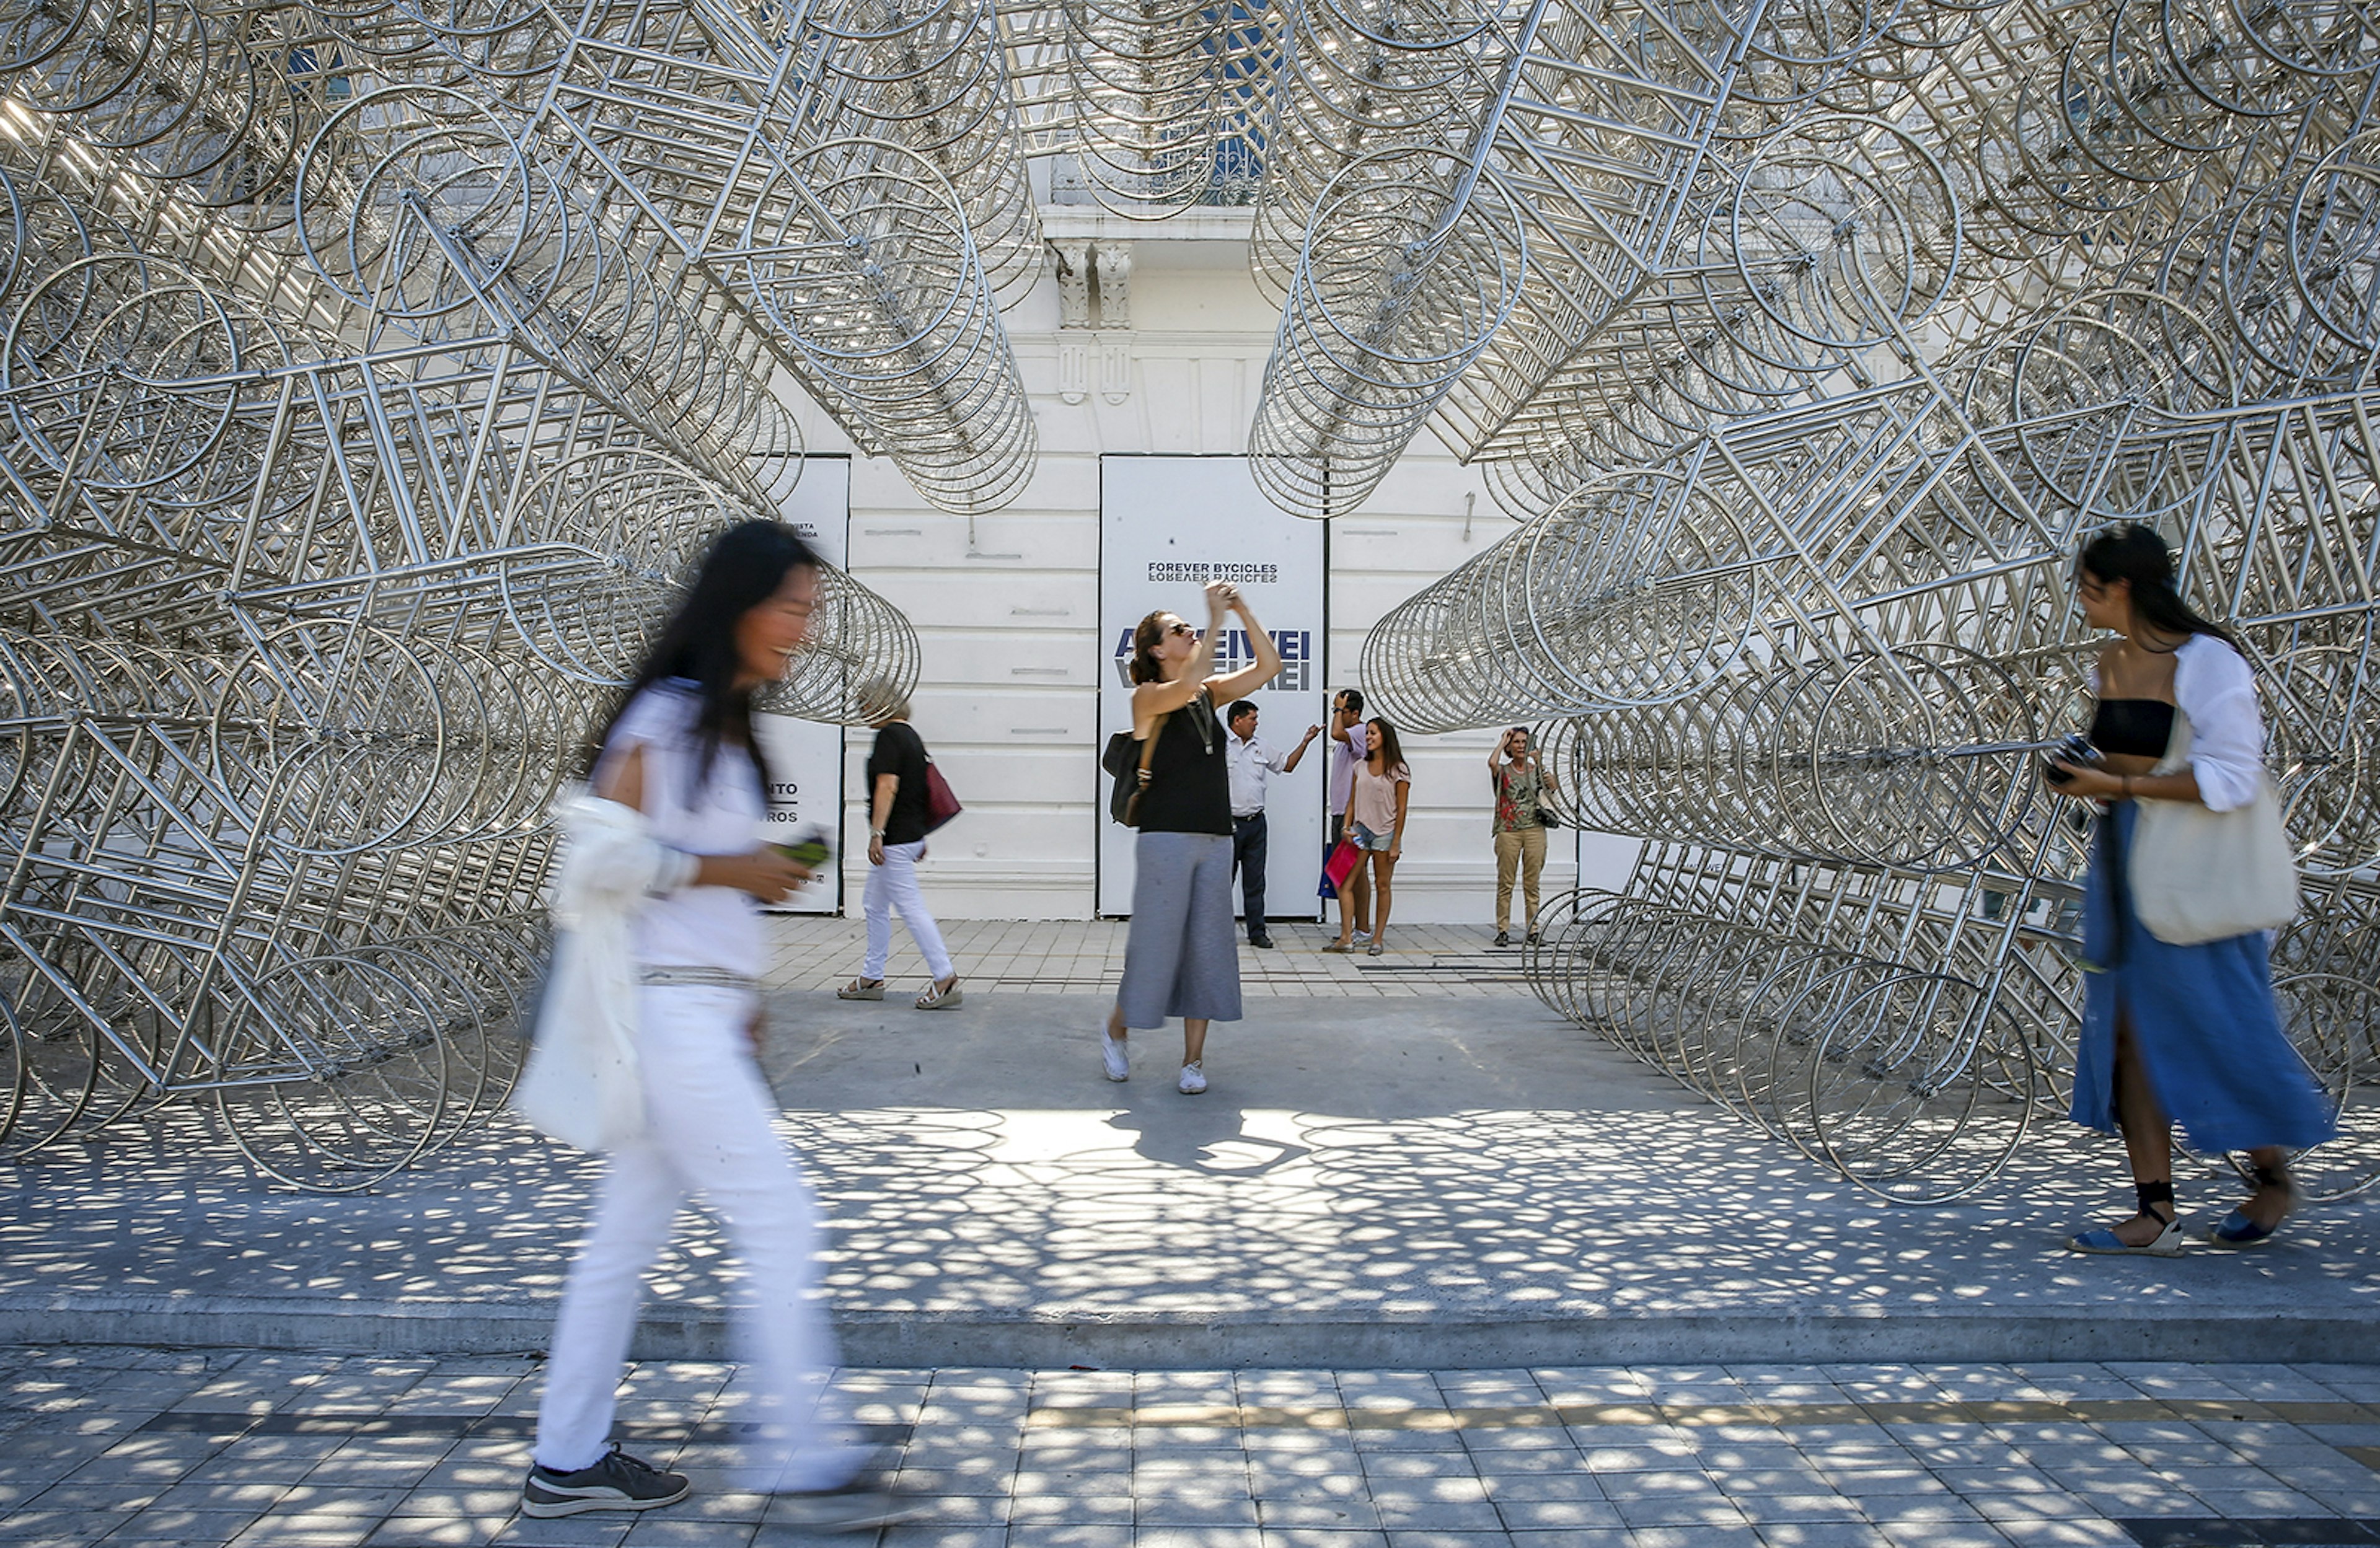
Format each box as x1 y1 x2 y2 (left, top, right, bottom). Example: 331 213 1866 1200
2043 732 2100 786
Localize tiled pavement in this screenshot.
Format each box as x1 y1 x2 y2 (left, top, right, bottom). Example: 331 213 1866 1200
762 917 1527 996
5 1347 2380 1548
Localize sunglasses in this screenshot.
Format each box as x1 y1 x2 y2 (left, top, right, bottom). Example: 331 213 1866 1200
1166 621 1194 638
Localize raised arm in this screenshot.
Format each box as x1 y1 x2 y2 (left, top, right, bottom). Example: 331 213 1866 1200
1282 723 1321 774
1208 587 1283 707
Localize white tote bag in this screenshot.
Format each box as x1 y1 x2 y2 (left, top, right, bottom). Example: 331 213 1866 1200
511 926 646 1151
509 794 661 1151
2127 711 2298 947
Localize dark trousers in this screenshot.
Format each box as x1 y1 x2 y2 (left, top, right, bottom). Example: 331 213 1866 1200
1232 811 1268 939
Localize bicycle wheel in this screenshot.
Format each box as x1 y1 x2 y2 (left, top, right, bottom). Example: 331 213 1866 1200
214 955 450 1192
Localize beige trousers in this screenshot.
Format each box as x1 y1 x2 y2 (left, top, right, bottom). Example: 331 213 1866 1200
1494 825 1546 933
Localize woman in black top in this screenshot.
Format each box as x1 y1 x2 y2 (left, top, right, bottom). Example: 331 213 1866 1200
1101 580 1282 1094
838 685 960 1009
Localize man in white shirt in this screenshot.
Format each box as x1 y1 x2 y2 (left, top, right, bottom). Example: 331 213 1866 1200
1225 700 1318 949
1324 688 1373 948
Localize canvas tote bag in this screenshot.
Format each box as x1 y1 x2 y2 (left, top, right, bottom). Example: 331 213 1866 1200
510 794 656 1151
2128 709 2298 946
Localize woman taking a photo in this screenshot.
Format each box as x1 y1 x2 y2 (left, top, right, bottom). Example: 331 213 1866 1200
1332 716 1411 956
839 683 960 1009
526 522 891 1529
1488 726 1557 948
2050 524 2333 1255
1101 580 1281 1095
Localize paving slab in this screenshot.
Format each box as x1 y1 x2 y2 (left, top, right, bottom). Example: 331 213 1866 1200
1 964 2376 1368
11 1351 2380 1548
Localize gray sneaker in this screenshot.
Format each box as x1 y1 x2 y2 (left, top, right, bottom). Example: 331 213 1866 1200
521 1446 690 1518
774 1477 917 1532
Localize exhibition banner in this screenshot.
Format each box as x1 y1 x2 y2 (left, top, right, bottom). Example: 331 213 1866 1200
754 457 850 915
1098 456 1328 918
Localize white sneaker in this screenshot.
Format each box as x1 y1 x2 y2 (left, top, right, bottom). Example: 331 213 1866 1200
1101 1031 1129 1082
1178 1062 1207 1095
1352 930 1373 944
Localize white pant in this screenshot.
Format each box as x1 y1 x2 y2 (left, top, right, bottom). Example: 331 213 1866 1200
534 985 862 1492
862 839 953 982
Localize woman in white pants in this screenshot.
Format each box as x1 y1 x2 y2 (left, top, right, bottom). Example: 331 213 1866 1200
839 687 960 1008
526 521 895 1533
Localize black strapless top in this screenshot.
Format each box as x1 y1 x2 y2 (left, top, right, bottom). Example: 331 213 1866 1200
2090 698 2175 759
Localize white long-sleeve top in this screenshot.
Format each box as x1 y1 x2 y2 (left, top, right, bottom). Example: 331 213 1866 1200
2166 633 2267 812
2096 633 2267 813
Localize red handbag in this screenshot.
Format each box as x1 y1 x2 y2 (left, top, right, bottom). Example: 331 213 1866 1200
1323 837 1362 893
923 758 961 833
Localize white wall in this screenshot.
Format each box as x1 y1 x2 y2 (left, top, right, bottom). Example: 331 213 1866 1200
783 216 1638 921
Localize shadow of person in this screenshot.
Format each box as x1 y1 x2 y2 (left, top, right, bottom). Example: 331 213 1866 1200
1103 1102 1312 1179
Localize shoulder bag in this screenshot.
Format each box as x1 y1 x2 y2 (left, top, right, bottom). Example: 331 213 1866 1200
1492 762 1564 832
922 754 961 833
511 793 660 1151
1103 711 1168 826
2128 708 2298 945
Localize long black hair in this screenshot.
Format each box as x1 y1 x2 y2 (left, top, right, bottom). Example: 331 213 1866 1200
592 519 819 793
1367 716 1408 775
2077 523 2239 653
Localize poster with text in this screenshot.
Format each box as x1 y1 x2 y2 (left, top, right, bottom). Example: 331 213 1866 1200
1098 456 1328 919
753 457 850 915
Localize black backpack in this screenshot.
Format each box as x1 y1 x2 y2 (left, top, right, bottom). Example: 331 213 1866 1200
1102 711 1168 825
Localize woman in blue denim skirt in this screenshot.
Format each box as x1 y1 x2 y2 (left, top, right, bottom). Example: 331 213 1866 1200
2048 525 2335 1256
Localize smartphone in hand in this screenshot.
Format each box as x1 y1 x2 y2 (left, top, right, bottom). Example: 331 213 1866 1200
2043 732 2100 787
775 828 833 871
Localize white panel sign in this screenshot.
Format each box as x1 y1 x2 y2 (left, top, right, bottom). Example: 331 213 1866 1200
1098 457 1327 919
754 458 850 915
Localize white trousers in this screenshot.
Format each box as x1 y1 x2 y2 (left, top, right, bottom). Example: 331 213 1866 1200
862 839 953 982
534 984 862 1492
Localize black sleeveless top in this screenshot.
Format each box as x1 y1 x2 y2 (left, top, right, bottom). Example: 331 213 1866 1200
1135 689 1232 837
2091 698 2175 759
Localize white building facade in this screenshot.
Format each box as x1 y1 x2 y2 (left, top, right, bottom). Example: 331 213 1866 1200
776 209 1639 922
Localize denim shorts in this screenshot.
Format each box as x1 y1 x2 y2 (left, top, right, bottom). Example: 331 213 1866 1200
1349 821 1395 852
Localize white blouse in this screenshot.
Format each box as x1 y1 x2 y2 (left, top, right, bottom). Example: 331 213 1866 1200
2169 633 2267 813
593 679 768 977
2094 633 2267 814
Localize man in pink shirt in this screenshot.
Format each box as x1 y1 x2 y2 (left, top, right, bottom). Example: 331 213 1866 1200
1322 688 1373 951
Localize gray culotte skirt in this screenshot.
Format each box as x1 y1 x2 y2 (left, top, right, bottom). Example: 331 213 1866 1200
1117 830 1243 1028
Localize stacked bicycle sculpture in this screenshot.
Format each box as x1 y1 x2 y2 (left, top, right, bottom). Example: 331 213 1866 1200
0 11 925 1189
1357 7 2380 1202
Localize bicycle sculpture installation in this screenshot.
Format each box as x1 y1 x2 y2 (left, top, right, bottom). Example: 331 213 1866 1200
0 12 928 1188
1353 12 2380 1203
7 0 2379 1199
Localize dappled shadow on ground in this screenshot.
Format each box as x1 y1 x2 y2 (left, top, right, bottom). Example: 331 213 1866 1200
0 994 2373 1324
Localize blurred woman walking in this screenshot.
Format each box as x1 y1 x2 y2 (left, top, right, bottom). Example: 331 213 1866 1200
526 522 897 1533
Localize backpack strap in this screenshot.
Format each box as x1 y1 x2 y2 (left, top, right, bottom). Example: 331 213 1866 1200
1137 711 1167 785
1122 710 1168 826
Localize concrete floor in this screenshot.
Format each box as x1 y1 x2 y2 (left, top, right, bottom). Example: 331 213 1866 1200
2 982 2375 1368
